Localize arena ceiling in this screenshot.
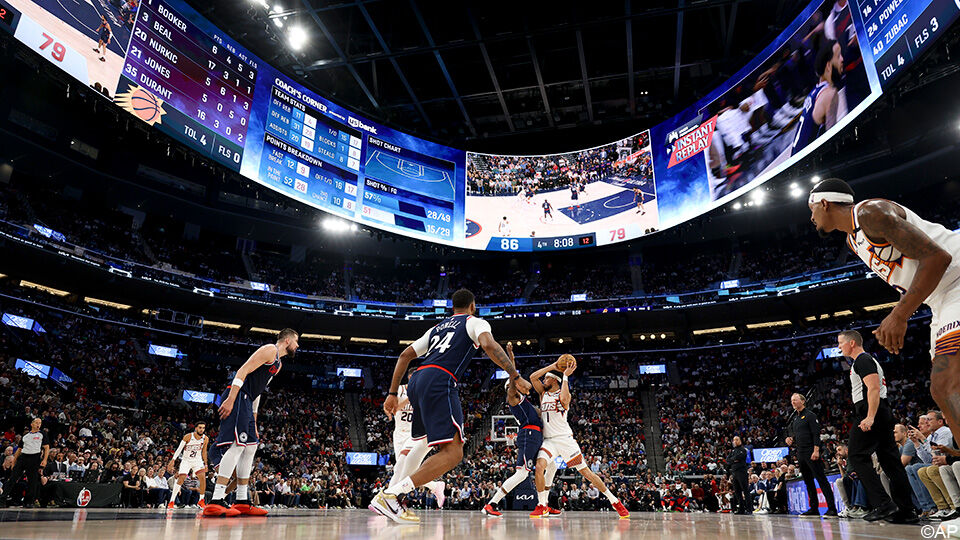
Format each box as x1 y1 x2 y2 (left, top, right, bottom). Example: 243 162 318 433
189 0 810 151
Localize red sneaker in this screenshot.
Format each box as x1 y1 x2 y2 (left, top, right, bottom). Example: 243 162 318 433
232 503 269 516
166 501 175 509
546 506 562 516
613 501 630 519
198 500 206 508
529 504 548 518
482 504 502 517
202 503 227 517
223 506 241 517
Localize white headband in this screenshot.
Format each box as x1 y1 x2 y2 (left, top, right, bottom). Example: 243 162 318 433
808 191 853 205
545 373 562 383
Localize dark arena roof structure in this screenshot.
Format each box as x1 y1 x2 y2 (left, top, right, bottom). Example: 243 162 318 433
196 0 815 151
1 0 960 537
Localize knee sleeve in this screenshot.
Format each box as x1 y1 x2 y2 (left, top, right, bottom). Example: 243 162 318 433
544 462 559 486
237 444 258 480
503 468 528 493
218 444 244 480
402 438 430 476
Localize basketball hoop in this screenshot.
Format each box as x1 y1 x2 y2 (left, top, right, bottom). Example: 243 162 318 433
505 432 517 447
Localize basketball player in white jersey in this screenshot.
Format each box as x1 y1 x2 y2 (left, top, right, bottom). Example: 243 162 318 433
808 179 960 444
384 367 446 508
167 422 209 508
499 216 512 237
528 357 630 518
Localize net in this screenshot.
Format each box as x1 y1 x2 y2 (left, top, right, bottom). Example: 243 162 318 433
505 432 517 447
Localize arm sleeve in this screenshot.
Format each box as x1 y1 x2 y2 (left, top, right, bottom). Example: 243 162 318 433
466 318 493 346
252 396 261 414
411 328 433 356
171 440 185 461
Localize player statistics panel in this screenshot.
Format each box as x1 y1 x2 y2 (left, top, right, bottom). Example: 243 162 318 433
856 0 960 86
255 81 362 218
117 0 257 170
360 136 457 243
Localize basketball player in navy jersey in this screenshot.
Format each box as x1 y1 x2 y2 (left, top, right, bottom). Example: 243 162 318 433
482 343 544 516
569 182 580 210
373 289 531 523
543 200 553 222
790 40 843 157
634 188 646 215
203 328 298 517
94 16 112 62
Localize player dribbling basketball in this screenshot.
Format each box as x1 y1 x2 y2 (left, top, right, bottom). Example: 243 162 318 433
528 356 630 519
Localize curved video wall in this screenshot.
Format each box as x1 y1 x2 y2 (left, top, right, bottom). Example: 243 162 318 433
0 0 956 251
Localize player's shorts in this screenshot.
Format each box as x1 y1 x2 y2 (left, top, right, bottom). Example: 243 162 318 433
393 430 412 456
929 286 960 358
99 30 110 42
214 390 258 448
539 435 584 469
515 427 543 471
178 458 206 476
407 366 464 447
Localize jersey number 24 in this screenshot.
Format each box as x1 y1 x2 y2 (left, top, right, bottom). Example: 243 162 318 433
427 331 454 355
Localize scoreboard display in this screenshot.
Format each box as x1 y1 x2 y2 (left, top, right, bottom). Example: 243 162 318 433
855 0 960 86
1 0 957 251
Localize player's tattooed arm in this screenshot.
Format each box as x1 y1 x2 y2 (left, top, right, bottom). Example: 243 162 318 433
858 200 952 353
479 333 532 393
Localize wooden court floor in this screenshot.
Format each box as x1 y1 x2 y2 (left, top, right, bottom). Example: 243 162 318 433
0 508 931 539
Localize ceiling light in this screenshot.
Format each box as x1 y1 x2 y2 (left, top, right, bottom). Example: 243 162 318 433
288 26 308 51
732 202 741 210
660 333 666 339
558 338 564 344
811 175 821 184
274 18 284 28
789 182 798 189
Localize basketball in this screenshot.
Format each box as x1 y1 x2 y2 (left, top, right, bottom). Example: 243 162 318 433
129 88 161 123
557 354 576 370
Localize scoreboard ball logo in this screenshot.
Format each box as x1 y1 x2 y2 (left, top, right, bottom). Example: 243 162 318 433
116 86 167 127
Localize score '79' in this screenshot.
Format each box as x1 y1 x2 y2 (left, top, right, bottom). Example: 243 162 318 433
609 228 626 242
39 33 66 62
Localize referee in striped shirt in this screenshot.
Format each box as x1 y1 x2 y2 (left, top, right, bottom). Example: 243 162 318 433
0 418 49 507
840 330 916 523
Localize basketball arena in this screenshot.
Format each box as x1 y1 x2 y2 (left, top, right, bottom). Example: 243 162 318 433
0 1 959 539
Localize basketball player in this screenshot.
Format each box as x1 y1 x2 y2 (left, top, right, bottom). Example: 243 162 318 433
372 289 531 523
203 328 298 517
498 216 511 237
529 357 630 518
483 344 544 517
167 422 209 508
808 179 960 458
634 188 646 215
382 367 446 509
542 200 553 222
93 16 112 62
791 40 842 156
569 182 580 209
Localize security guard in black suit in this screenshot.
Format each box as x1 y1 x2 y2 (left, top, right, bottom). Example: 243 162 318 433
726 436 751 514
785 393 837 517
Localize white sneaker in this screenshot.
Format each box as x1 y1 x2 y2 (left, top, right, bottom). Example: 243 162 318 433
848 507 868 519
753 508 769 515
935 509 954 519
431 481 446 510
369 490 419 524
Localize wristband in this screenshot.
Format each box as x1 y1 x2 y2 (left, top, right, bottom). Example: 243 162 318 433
562 375 569 382
388 392 398 396
232 378 243 388
511 373 521 380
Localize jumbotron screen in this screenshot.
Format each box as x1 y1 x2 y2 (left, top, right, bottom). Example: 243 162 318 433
0 0 956 251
